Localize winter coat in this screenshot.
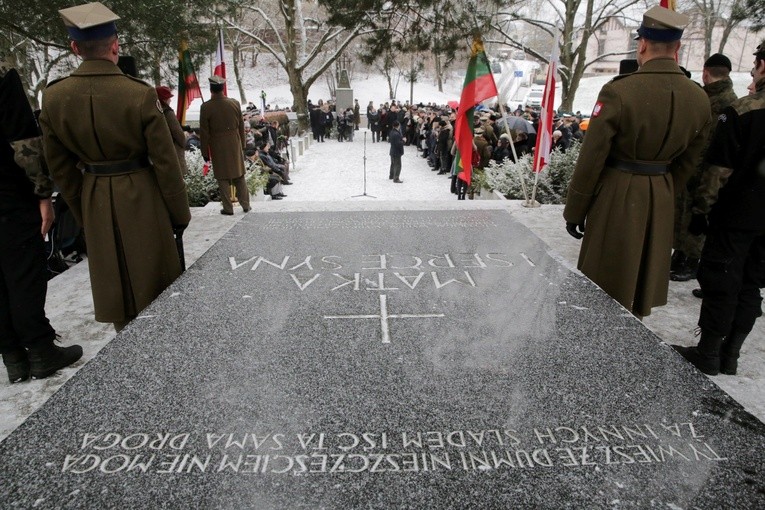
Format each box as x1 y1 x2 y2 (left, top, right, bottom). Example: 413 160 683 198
689 77 739 215
161 103 188 174
40 59 190 323
706 77 765 231
200 95 246 180
563 58 711 317
368 111 380 132
389 129 404 157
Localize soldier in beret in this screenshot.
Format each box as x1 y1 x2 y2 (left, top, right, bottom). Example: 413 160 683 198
39 2 191 332
199 75 250 215
670 53 738 283
563 6 711 318
673 41 765 375
0 55 83 382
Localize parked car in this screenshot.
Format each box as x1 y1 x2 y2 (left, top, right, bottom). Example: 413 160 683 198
523 87 544 108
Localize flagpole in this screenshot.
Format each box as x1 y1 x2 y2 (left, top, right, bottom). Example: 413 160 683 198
528 32 560 208
479 44 530 203
497 102 530 203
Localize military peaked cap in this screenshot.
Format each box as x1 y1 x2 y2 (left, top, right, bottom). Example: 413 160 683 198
635 6 689 42
59 2 119 42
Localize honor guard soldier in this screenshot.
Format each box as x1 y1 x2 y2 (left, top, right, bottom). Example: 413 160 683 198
671 53 738 282
563 6 711 318
199 75 250 215
39 2 191 332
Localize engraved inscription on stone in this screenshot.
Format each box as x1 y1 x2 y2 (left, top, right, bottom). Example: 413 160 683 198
324 294 445 343
60 422 726 476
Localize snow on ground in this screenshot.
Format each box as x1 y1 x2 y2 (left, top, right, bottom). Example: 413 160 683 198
1 131 762 443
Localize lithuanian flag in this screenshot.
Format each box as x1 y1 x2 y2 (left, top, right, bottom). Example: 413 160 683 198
176 40 203 125
455 36 499 186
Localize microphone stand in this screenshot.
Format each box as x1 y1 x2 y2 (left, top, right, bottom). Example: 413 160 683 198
352 130 376 198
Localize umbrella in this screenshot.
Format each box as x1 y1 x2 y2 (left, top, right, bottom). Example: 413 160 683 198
496 115 536 134
447 100 459 110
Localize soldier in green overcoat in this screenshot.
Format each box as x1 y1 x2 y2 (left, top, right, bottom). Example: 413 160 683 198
199 76 250 215
563 6 711 318
39 2 191 331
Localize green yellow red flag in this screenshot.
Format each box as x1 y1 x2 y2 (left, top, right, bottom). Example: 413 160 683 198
176 40 203 125
454 37 499 186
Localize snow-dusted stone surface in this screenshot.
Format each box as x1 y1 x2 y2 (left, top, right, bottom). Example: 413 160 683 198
0 209 763 508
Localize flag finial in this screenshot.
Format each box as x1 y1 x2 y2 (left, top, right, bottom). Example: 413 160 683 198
471 36 485 57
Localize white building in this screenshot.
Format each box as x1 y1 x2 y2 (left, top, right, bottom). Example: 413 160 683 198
585 15 764 74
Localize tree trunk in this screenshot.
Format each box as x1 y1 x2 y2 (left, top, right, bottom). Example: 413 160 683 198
288 68 310 132
232 44 247 104
435 54 444 92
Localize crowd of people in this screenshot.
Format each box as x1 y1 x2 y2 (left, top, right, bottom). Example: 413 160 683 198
307 95 589 198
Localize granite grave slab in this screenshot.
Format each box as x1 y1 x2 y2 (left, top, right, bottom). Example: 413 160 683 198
1 209 763 508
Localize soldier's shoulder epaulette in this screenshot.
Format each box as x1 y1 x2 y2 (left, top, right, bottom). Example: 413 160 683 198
44 76 68 89
123 74 152 87
610 73 634 83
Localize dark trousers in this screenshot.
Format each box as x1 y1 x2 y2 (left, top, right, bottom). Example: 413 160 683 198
389 156 402 180
698 226 765 337
0 208 56 353
217 175 250 213
440 150 452 174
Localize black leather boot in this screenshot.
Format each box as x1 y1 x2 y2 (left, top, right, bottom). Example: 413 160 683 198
2 347 30 384
672 330 724 376
670 258 699 282
27 341 83 380
720 330 749 375
670 250 687 273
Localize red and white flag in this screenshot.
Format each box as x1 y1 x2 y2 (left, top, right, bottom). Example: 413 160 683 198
214 28 227 96
532 34 560 173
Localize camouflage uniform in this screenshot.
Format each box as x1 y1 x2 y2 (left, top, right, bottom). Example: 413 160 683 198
673 77 738 260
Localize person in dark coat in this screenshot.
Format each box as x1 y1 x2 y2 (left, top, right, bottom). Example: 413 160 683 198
368 109 380 142
437 120 452 175
1 58 82 382
353 99 360 130
672 41 765 376
40 2 191 332
309 105 325 142
671 53 738 282
156 86 188 174
563 6 711 318
388 121 405 183
492 133 513 163
380 107 389 142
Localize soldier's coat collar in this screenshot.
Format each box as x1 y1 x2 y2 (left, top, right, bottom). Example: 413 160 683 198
703 77 733 94
72 59 123 76
636 58 685 75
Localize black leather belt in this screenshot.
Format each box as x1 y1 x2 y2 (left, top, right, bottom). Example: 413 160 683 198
84 157 150 175
607 157 668 175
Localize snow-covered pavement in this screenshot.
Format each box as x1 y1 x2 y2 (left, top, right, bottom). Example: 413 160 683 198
1 133 762 443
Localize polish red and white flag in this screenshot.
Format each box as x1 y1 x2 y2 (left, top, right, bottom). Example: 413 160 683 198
532 34 560 173
214 28 227 96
